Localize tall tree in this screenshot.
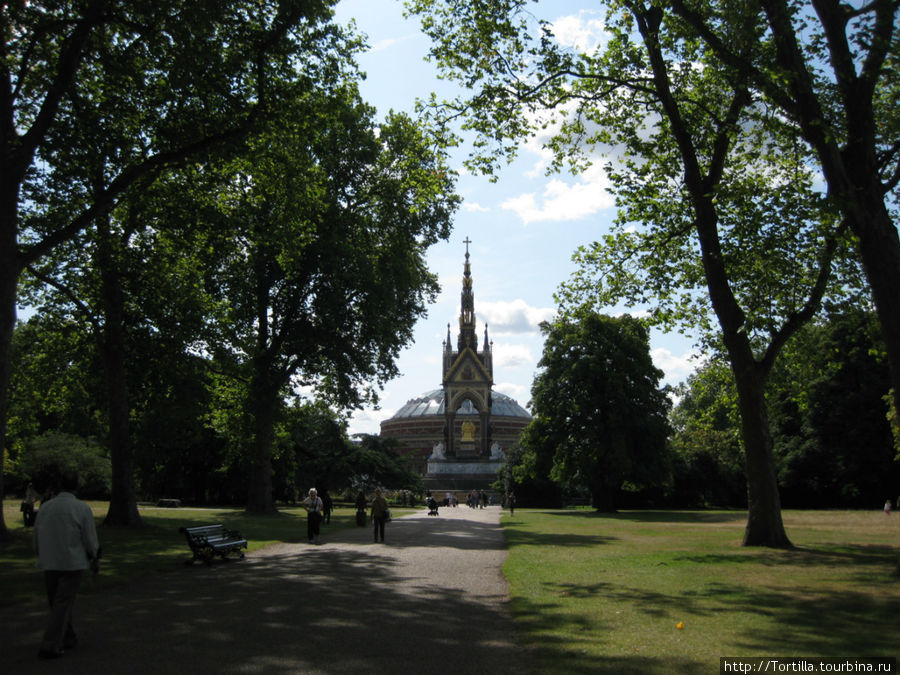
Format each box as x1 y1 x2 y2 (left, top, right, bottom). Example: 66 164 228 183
523 312 671 511
22 190 222 525
0 0 348 537
665 0 900 426
405 0 863 546
194 86 457 513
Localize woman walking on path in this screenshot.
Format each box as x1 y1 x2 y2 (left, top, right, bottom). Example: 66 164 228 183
371 489 389 543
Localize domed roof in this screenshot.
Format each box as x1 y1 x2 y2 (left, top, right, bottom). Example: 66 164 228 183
388 389 531 420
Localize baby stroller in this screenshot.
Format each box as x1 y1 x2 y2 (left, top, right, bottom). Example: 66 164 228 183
426 496 440 516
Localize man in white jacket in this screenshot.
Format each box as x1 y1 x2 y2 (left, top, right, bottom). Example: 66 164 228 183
33 470 100 659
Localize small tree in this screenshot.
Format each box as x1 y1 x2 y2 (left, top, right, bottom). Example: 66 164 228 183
522 311 671 511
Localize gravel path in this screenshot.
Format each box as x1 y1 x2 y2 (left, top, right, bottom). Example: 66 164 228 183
0 505 533 674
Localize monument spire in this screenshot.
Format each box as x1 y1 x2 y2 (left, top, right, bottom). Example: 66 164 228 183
457 237 477 352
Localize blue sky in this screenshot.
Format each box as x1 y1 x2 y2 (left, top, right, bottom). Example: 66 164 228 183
334 0 698 435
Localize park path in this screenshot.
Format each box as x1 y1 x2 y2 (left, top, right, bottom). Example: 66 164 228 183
0 505 533 674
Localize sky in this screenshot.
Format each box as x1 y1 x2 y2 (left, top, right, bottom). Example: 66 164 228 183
333 0 699 436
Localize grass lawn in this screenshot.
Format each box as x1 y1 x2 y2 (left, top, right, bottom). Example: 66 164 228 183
501 509 900 674
0 500 387 607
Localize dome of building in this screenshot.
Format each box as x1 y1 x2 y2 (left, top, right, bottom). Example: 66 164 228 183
388 388 531 421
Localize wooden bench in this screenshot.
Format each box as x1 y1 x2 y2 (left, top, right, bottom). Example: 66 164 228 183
179 524 248 565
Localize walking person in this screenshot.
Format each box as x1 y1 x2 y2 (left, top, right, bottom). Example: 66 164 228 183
355 490 368 526
322 490 333 525
301 488 324 544
33 469 100 659
371 488 389 543
21 482 39 527
507 491 516 516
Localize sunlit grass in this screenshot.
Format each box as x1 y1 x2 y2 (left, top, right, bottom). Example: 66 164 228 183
501 509 900 674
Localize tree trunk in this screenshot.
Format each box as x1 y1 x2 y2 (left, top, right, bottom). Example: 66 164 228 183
732 363 792 547
846 194 900 431
0 215 16 542
0 165 25 541
245 368 279 515
97 224 143 527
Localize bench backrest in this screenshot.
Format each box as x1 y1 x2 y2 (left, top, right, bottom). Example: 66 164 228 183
180 524 245 547
183 524 228 539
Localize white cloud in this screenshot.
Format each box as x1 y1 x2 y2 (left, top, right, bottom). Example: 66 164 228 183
492 342 534 369
651 347 700 384
477 299 556 335
347 406 395 437
494 381 531 407
370 34 416 53
551 11 609 54
501 163 614 224
463 201 490 212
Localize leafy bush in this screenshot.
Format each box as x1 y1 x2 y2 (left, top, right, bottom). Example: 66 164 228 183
19 432 111 499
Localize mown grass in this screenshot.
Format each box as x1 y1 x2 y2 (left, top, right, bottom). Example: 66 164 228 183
0 500 388 607
501 509 900 674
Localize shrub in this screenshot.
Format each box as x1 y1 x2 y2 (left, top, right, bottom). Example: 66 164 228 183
19 432 111 499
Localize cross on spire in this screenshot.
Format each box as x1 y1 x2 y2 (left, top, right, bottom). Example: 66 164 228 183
463 236 472 257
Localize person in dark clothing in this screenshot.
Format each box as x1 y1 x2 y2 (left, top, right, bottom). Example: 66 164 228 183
321 491 333 524
370 489 389 543
355 491 367 527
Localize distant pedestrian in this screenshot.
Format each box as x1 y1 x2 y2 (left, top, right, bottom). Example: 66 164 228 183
507 491 516 516
322 490 333 525
21 482 39 527
301 488 324 544
885 499 892 516
355 491 368 527
33 469 100 660
371 489 389 543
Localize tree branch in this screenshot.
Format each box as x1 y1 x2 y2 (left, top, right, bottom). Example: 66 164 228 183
25 264 103 339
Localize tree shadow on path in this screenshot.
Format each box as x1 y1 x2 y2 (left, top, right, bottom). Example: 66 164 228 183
0 510 531 675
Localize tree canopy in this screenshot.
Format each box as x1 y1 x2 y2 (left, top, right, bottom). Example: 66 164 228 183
520 312 671 511
404 0 881 546
1 0 359 538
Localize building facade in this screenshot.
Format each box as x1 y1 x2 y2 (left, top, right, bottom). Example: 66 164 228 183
380 242 532 490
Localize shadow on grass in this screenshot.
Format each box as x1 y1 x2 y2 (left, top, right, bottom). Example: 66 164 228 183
504 527 619 549
674 543 899 585
702 581 898 655
603 510 747 524
509 594 703 674
512 576 898 673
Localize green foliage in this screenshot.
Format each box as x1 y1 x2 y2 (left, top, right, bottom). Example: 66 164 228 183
496 442 562 508
179 81 457 512
7 315 105 446
4 2 458 521
669 357 746 507
19 432 111 500
769 306 898 507
1 0 364 535
670 307 898 508
520 311 672 510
